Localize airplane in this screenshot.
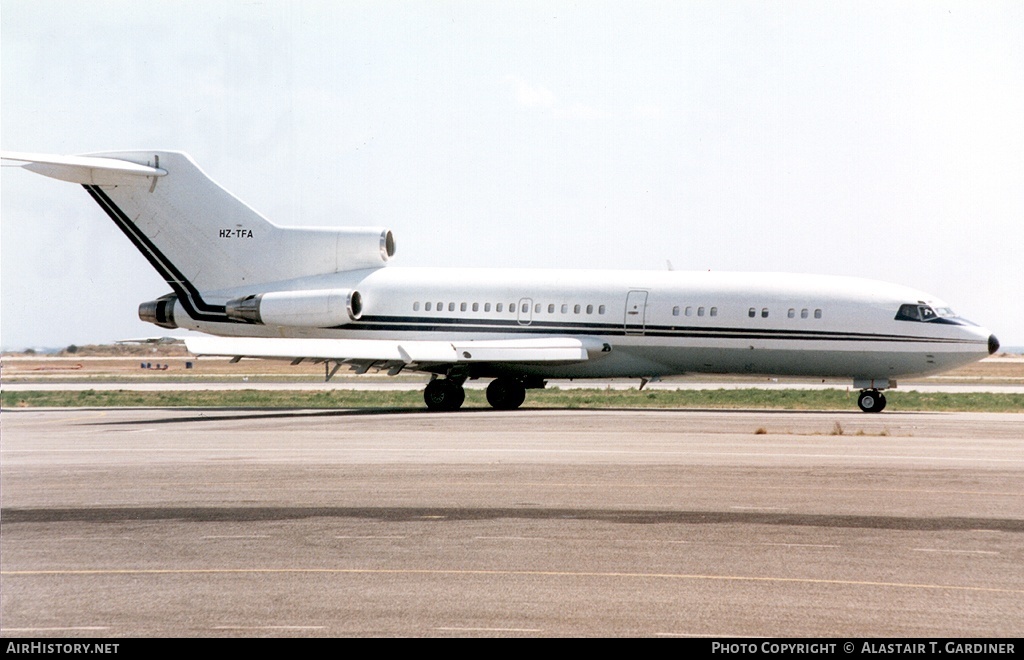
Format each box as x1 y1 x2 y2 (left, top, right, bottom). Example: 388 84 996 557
3 150 999 413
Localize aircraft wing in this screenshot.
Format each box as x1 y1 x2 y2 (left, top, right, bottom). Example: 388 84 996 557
184 335 605 374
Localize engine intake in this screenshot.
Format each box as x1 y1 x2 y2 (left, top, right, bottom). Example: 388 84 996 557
225 289 363 327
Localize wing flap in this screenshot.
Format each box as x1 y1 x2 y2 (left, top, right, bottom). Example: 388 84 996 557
447 338 593 362
184 336 598 365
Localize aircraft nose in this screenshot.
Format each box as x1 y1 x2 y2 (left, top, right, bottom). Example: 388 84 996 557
989 334 1000 355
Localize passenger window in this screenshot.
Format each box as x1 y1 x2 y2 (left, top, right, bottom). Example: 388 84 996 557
814 309 822 319
574 304 581 314
561 304 568 314
710 307 717 317
449 302 455 312
697 306 705 317
599 305 605 314
686 306 693 316
586 304 593 314
460 302 467 312
472 302 479 312
761 308 769 318
548 304 555 313
437 301 443 310
484 303 491 312
672 306 680 316
787 308 795 318
496 303 503 313
413 302 420 311
749 308 756 318
535 303 541 313
801 309 808 319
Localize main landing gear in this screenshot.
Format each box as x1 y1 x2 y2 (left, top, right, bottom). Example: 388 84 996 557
423 377 466 412
485 377 527 410
857 389 887 413
423 376 536 412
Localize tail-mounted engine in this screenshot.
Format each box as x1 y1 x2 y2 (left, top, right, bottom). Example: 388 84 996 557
330 227 395 270
225 289 363 327
282 227 395 274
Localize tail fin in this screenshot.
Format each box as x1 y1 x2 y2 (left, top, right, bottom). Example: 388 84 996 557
4 151 394 318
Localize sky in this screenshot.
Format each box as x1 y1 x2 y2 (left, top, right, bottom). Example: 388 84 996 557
2 0 1022 350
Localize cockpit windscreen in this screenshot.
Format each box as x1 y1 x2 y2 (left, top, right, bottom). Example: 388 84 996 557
895 303 970 324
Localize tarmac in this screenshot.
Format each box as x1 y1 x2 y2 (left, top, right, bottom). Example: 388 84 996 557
2 407 1021 637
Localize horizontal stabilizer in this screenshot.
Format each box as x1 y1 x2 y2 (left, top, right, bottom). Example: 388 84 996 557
185 336 600 365
1 151 167 185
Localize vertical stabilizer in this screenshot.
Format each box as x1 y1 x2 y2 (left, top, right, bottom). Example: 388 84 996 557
3 150 394 321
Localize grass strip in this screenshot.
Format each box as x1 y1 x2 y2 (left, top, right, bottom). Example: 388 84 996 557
3 388 1023 412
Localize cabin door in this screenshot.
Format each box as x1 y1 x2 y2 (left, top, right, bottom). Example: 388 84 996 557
624 290 648 335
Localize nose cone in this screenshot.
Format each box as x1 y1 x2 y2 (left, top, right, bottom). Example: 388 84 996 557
988 334 1000 355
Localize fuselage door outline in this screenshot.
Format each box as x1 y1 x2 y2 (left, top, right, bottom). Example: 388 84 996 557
624 290 648 335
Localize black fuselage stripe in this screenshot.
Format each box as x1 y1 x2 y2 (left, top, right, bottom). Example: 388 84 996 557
350 315 965 341
326 317 980 345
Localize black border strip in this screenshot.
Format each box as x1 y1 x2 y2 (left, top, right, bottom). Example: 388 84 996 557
333 316 983 346
83 185 234 323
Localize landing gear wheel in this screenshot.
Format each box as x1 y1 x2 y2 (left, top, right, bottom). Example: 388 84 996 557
857 389 886 413
486 378 527 410
423 379 465 412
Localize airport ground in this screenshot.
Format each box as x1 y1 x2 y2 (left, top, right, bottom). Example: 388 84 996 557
2 349 1022 636
1 406 1022 637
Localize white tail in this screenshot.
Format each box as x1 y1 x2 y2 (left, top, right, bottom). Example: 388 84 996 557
3 150 394 321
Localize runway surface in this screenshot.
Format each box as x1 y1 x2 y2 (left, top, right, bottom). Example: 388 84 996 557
2 407 1022 637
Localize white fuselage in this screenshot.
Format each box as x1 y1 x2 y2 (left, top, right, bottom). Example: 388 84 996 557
7 150 997 411
178 267 993 383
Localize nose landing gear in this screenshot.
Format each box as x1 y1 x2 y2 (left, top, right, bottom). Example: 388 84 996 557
857 389 887 413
